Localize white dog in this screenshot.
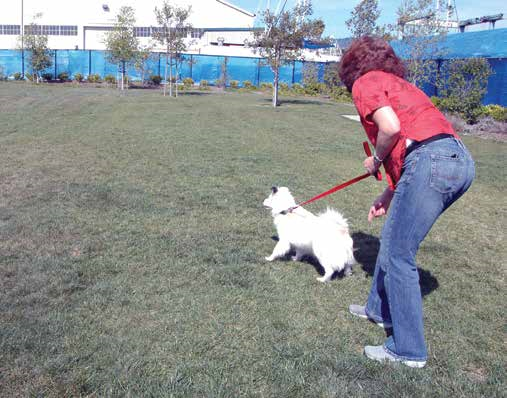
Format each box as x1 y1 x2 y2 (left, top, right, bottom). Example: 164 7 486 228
263 186 355 282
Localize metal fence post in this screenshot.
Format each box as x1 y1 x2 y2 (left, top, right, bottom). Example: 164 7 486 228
257 59 261 87
88 50 92 77
54 49 57 79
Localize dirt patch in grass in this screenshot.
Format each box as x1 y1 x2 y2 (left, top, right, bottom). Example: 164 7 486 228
445 113 507 142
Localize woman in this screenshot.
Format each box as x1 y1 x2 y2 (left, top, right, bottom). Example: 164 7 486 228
339 36 475 368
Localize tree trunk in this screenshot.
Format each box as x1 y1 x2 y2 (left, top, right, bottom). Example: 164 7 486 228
164 52 168 96
169 54 173 97
175 63 178 98
121 61 125 91
273 67 279 107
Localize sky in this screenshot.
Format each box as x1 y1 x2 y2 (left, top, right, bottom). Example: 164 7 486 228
231 0 507 38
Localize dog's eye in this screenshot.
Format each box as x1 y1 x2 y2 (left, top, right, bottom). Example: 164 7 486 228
271 186 278 194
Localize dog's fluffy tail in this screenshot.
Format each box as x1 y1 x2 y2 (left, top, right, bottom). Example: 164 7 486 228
318 208 349 229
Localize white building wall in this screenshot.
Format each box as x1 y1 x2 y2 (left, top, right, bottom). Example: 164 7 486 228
0 0 255 50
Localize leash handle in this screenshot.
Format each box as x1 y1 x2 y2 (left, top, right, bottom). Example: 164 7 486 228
362 141 382 181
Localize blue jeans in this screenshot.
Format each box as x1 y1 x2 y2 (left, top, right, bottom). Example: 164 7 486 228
365 136 475 361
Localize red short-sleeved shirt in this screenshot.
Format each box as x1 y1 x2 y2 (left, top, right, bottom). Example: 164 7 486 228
352 70 458 188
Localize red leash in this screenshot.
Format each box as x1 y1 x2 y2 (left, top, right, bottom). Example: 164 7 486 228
289 142 382 212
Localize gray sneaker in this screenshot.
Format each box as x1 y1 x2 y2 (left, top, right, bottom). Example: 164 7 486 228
348 304 392 328
364 345 426 368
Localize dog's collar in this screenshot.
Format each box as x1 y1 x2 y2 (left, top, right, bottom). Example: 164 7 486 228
276 206 298 216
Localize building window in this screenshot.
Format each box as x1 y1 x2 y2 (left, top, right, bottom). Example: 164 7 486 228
0 25 21 35
24 25 42 35
134 27 151 37
43 25 60 35
23 25 77 36
60 25 77 36
191 29 202 39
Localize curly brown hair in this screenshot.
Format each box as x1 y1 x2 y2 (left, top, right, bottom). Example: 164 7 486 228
339 36 406 92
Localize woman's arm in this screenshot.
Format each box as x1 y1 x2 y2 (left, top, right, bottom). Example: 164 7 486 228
363 106 401 174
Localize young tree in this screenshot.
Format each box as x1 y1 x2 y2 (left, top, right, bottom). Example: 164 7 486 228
103 6 139 90
436 58 492 123
346 0 381 38
217 56 229 90
395 0 448 87
134 44 155 86
19 21 52 83
250 1 326 107
153 1 192 97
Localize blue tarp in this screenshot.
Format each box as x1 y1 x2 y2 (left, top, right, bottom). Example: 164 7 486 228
0 49 318 88
389 28 507 105
1 28 505 105
391 28 507 59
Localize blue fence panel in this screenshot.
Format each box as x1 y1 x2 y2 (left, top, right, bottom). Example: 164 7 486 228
157 53 178 82
226 56 258 86
191 55 222 84
293 61 304 85
1 47 504 104
90 50 117 78
317 62 326 82
178 55 192 81
22 51 54 78
258 62 274 86
278 63 294 85
485 58 507 106
55 50 89 78
0 49 22 77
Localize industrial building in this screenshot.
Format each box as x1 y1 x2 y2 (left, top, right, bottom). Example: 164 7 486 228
0 0 258 55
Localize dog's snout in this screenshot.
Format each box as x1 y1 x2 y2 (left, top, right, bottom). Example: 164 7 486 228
271 186 278 194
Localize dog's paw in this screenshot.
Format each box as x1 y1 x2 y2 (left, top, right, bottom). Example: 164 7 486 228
265 256 275 262
317 276 331 283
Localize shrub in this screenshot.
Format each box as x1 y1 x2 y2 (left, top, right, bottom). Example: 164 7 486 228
199 79 209 90
436 58 493 123
304 82 326 96
150 75 162 85
279 82 290 93
229 80 239 89
104 74 116 84
182 77 194 89
87 74 101 83
481 104 507 122
431 96 441 108
434 95 484 124
13 72 23 81
330 85 352 102
324 62 340 88
260 82 273 91
42 73 53 81
242 80 255 90
74 73 84 82
291 83 305 95
58 72 69 82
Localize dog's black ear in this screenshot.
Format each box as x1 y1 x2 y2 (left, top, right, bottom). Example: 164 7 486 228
271 186 278 194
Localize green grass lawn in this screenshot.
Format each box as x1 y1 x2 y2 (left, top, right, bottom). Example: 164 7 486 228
0 82 505 397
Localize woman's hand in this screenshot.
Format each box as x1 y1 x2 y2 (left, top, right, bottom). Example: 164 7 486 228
368 187 394 222
363 156 380 175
